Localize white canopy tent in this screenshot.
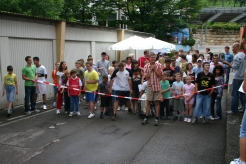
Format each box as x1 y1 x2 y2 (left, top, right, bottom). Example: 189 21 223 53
108 35 150 50
108 36 176 51
145 37 176 50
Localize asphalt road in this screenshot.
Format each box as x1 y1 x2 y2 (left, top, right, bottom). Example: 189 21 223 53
0 95 227 164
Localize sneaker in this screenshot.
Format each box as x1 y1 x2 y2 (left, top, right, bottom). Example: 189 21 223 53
187 118 192 123
88 113 95 119
184 117 188 122
76 112 81 116
200 116 203 119
208 116 215 120
79 101 81 104
117 107 121 111
179 116 183 121
121 105 125 110
125 107 128 111
128 108 132 114
94 106 97 111
160 116 167 120
172 116 178 120
201 117 206 124
100 113 103 118
111 115 116 121
227 111 239 115
154 119 159 126
56 110 60 114
142 118 149 125
43 105 47 110
214 116 221 120
230 158 245 164
53 102 56 107
62 102 65 106
26 111 32 115
104 111 109 116
64 111 69 114
34 109 40 113
192 118 198 125
69 112 73 117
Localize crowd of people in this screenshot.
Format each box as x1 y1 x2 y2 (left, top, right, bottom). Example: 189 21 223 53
1 43 246 125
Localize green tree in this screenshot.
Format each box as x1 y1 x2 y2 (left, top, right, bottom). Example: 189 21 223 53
93 0 205 40
0 0 64 19
60 0 93 23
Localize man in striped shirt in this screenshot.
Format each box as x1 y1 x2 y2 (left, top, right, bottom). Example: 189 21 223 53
142 52 163 126
138 50 150 69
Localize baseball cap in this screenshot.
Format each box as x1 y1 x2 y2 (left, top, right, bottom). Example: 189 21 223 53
197 58 202 62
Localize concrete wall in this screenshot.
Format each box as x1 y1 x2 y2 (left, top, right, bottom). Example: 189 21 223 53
0 14 154 109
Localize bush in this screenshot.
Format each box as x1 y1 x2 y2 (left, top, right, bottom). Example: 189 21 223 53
195 22 241 30
182 39 196 46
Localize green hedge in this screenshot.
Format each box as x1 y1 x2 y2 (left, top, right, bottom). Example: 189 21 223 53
182 39 196 46
194 22 241 30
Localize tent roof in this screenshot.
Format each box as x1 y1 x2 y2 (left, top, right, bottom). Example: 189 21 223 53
198 7 246 23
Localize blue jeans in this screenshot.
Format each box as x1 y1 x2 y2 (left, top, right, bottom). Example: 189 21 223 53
25 86 36 112
240 106 246 138
6 85 15 102
211 92 222 118
225 67 230 85
231 79 246 113
70 96 79 112
194 94 211 117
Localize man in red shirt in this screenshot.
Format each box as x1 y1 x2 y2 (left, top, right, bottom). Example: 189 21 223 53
138 50 150 69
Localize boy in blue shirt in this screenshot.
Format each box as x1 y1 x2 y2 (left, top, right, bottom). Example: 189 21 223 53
172 73 184 121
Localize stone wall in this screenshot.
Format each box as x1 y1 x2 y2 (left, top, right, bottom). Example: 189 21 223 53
193 29 239 45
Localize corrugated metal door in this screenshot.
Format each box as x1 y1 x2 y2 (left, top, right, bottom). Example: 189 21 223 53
5 38 54 108
64 41 91 69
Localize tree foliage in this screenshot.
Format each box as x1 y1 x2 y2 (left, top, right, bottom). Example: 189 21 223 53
0 0 206 39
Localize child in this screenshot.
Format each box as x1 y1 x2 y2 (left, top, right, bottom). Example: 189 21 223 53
61 70 70 114
211 65 224 120
108 66 114 82
160 72 171 120
183 63 195 84
172 73 184 121
98 75 110 118
183 76 195 123
67 69 82 117
2 66 18 117
131 59 142 114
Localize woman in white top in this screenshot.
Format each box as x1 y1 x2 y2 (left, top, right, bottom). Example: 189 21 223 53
56 61 67 114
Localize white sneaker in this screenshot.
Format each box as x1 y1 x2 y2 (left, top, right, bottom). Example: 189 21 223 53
184 117 188 122
200 116 203 119
56 110 60 114
230 158 246 164
117 107 121 111
34 109 40 113
69 112 73 117
76 112 81 116
121 105 125 110
94 106 97 111
53 102 56 107
125 107 128 111
43 105 47 110
208 116 215 120
79 101 81 104
88 113 95 118
187 118 192 123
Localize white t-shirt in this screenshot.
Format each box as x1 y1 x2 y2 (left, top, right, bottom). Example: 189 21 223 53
56 71 64 85
186 54 192 63
110 69 131 91
36 65 47 81
141 81 148 93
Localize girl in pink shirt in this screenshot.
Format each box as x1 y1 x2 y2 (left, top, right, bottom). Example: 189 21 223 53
183 76 195 123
